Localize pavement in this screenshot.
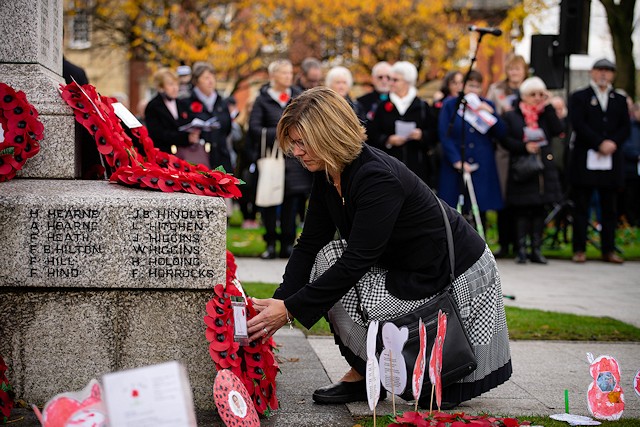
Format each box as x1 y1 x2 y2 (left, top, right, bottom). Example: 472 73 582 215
234 257 640 424
8 258 640 426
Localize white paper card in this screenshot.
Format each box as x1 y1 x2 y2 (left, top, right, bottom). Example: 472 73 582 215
395 121 416 138
550 413 601 426
586 149 612 170
112 102 143 129
103 361 197 427
457 93 497 135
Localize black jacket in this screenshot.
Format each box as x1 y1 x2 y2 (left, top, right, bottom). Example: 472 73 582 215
179 91 232 172
273 145 486 328
569 86 630 188
248 85 311 195
501 104 564 206
144 94 190 154
368 96 436 183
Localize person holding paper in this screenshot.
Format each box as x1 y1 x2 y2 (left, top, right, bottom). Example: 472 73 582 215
437 70 505 231
368 61 435 183
568 58 629 264
144 68 195 155
180 62 232 172
501 77 564 264
246 87 512 410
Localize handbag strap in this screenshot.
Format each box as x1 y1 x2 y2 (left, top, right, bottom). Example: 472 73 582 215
260 127 282 160
346 187 456 325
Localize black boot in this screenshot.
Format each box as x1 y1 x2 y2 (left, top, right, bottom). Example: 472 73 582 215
260 244 276 260
515 217 528 264
530 215 548 264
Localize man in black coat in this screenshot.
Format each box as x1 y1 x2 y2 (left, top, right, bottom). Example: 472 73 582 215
568 58 630 264
357 61 392 128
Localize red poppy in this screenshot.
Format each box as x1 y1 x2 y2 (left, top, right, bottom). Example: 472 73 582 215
279 92 290 103
384 101 394 112
190 101 203 113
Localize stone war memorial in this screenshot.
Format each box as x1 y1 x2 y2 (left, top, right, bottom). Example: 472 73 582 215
0 0 228 413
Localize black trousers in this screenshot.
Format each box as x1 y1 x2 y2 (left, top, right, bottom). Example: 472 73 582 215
571 186 618 254
261 194 308 246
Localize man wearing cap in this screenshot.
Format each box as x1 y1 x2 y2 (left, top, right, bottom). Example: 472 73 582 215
176 64 192 99
568 58 630 264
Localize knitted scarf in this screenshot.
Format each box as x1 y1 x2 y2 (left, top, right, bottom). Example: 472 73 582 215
519 101 545 129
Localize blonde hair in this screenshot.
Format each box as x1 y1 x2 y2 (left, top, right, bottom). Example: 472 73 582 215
277 87 365 178
153 68 178 90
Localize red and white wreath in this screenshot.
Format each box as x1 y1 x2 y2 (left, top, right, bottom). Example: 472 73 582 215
59 82 241 199
0 83 44 182
204 251 279 416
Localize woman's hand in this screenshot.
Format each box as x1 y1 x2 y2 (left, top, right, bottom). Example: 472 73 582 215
408 128 422 141
247 298 288 343
188 130 201 144
525 141 540 154
387 134 407 147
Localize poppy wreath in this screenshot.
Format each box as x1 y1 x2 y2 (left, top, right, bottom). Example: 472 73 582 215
59 82 241 199
0 355 15 424
204 251 279 416
0 83 44 182
390 411 528 427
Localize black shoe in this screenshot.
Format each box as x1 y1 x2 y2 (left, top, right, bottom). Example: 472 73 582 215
260 245 276 260
279 244 293 259
529 249 548 264
312 380 386 404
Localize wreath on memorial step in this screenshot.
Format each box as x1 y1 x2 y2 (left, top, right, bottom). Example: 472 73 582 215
59 82 242 199
204 251 279 416
0 83 44 182
0 355 15 424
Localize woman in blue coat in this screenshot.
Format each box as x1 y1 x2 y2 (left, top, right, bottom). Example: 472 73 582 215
438 70 505 230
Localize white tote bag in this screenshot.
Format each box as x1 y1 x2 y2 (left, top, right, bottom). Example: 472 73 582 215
255 128 285 208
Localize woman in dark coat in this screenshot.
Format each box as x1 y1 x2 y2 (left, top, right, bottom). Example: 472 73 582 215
144 68 198 155
246 87 512 410
438 70 505 230
248 59 309 259
180 62 232 172
501 77 564 264
369 61 435 183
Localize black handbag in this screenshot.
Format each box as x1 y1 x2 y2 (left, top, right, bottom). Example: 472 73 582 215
511 153 544 182
353 194 477 402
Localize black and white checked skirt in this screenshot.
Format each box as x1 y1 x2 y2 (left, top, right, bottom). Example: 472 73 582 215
309 240 512 402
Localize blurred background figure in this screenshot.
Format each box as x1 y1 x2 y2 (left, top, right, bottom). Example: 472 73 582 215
176 64 192 99
180 61 232 172
294 57 323 92
622 101 640 227
144 68 192 155
430 70 464 191
501 77 564 265
369 61 435 183
62 56 104 179
357 61 392 134
438 70 505 233
249 59 309 259
325 66 363 120
487 54 529 259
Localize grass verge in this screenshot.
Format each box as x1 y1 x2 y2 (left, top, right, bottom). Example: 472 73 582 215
242 282 640 341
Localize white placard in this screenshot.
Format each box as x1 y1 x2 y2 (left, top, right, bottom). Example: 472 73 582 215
394 120 417 139
112 102 143 129
102 361 197 427
457 93 497 135
586 149 612 171
366 320 381 411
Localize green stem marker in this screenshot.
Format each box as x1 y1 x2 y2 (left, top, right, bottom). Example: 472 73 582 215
565 389 569 413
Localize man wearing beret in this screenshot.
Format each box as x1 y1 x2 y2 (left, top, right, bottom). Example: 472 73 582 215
569 58 629 264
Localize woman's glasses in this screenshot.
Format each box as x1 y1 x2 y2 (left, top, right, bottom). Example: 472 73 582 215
527 91 547 98
390 77 402 83
375 75 391 80
292 138 306 152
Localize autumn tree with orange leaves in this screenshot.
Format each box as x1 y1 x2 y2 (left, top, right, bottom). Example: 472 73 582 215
66 0 544 87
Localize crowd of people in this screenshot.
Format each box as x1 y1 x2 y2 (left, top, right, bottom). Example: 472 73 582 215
139 55 639 265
